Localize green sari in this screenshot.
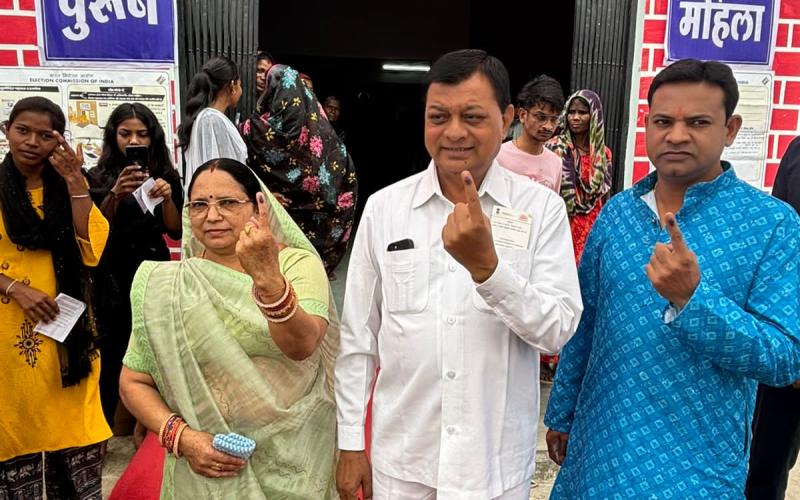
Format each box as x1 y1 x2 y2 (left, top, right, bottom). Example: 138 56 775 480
123 183 339 499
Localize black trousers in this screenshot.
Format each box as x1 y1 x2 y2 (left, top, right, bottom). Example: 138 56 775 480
746 384 800 500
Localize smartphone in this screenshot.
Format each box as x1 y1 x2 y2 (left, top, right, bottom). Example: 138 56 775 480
125 145 149 173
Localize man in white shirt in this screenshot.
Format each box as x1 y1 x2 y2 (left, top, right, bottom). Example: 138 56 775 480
334 49 583 500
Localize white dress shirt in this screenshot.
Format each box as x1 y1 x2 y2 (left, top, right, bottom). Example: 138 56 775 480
335 161 583 499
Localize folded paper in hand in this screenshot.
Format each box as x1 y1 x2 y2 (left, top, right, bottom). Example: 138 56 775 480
34 293 86 343
132 177 164 215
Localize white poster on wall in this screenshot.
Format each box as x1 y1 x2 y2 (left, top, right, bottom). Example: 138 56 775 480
722 71 773 188
0 67 175 169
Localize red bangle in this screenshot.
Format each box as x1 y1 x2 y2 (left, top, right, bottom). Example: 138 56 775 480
160 414 184 451
159 413 178 445
264 286 296 317
266 298 299 323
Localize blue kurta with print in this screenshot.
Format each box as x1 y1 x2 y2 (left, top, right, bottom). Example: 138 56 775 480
544 164 800 499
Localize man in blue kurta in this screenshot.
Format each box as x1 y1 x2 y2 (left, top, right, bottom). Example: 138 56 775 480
544 59 800 498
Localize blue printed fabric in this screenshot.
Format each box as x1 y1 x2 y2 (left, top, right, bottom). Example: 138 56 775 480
544 163 800 499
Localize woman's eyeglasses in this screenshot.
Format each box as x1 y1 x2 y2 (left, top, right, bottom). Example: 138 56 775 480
186 198 253 218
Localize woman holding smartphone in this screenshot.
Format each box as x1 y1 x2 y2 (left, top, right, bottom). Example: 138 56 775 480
87 102 182 436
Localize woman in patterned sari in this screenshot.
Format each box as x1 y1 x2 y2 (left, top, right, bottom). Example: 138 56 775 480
119 158 339 499
547 89 613 263
240 65 357 275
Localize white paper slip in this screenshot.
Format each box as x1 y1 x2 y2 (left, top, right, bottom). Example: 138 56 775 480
132 177 164 215
33 293 86 343
132 185 148 213
490 206 532 250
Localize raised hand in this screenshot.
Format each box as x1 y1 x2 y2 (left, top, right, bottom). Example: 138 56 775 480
236 192 283 299
111 165 148 198
441 171 498 283
48 132 84 187
645 213 700 308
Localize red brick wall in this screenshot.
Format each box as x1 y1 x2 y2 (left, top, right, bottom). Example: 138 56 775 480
0 0 40 67
630 0 800 188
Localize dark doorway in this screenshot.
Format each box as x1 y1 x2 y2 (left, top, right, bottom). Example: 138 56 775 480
260 0 575 204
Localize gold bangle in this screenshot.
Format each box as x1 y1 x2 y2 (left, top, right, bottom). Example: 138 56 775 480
70 194 90 199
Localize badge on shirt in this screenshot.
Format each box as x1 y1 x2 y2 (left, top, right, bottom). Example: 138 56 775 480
490 206 532 250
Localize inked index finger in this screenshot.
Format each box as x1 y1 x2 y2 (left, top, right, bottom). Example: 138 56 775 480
665 213 688 253
460 170 482 219
255 192 271 227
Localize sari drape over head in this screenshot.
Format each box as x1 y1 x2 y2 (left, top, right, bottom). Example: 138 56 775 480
123 173 339 499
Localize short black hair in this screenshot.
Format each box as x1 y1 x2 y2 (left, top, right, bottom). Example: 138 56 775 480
424 49 511 111
648 59 739 119
517 75 565 113
256 51 275 64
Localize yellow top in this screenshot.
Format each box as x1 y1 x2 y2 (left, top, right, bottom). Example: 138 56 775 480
0 187 112 461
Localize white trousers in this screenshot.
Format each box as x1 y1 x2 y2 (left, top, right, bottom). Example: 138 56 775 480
372 468 531 500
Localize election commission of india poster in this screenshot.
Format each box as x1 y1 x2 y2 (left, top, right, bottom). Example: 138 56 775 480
722 71 773 187
0 67 174 169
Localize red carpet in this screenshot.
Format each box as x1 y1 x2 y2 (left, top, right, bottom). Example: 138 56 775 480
109 432 164 500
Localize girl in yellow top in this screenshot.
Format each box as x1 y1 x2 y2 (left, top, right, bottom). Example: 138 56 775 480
0 97 111 499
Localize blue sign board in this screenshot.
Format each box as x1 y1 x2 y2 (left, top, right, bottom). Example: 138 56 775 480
667 0 777 65
41 0 175 63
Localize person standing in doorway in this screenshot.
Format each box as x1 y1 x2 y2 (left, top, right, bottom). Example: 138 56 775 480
497 75 567 381
497 75 564 193
178 56 248 187
323 96 347 144
255 51 275 97
240 66 357 275
547 89 613 262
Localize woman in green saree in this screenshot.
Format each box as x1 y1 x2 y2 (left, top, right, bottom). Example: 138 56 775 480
119 158 338 499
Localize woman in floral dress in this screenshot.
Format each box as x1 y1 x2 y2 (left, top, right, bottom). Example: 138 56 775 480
241 65 357 275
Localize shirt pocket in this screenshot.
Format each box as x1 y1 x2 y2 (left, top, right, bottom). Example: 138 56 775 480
383 248 430 314
472 248 531 313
